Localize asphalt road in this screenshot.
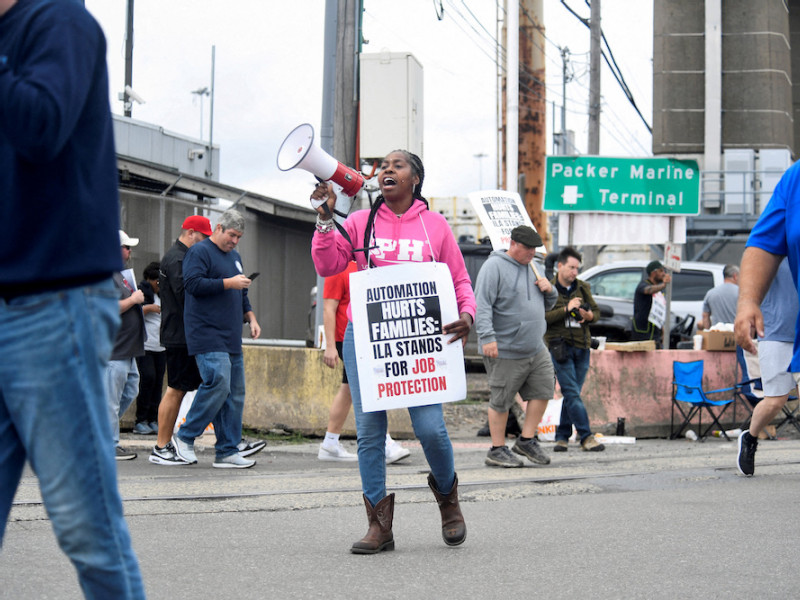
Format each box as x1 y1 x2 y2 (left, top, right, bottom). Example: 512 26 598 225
4 432 800 599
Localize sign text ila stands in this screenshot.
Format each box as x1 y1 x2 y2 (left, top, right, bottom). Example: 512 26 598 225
544 157 700 216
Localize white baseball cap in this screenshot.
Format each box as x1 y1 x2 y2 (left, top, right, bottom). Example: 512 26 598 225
119 230 139 247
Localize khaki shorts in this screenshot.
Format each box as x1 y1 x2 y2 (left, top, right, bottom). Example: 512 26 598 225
483 348 554 412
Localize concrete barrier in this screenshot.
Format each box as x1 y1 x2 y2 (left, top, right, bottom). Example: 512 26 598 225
123 347 739 440
244 346 414 437
582 349 740 438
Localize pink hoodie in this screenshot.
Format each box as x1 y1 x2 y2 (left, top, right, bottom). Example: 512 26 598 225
312 199 476 320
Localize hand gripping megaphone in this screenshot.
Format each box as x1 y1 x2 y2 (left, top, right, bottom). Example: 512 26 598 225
277 123 365 207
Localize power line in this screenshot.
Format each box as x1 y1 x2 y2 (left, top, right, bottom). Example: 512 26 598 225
559 0 651 134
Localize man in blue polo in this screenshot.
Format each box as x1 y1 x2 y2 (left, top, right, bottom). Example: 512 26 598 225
171 209 262 468
735 160 800 476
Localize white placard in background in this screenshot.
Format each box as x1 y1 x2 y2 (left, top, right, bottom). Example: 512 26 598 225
349 262 466 412
467 189 546 253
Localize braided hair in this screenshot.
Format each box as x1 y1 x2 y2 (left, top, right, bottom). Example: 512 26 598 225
362 150 428 265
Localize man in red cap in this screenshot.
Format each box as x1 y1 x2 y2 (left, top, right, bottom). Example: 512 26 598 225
149 216 221 463
151 215 266 464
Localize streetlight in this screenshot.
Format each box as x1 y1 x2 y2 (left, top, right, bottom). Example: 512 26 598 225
474 153 487 189
190 86 210 140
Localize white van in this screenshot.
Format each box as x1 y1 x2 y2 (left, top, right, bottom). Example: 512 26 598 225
579 260 727 343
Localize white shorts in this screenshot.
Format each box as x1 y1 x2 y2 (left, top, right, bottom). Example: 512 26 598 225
758 340 797 397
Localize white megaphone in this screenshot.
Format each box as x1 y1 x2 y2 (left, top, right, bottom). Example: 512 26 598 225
277 123 365 207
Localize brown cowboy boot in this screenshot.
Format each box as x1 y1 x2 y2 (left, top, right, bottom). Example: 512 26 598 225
350 493 395 554
428 472 466 546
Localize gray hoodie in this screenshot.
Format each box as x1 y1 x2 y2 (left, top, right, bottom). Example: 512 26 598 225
474 250 557 359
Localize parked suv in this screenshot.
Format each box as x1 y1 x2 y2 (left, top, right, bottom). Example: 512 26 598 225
579 260 726 344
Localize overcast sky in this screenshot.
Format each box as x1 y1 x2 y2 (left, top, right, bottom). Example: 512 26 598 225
84 0 653 205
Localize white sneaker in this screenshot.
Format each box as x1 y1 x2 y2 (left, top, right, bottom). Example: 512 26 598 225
318 442 358 462
171 434 197 464
385 440 411 464
212 453 255 469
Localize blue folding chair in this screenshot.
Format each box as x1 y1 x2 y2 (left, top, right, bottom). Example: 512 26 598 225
671 360 737 441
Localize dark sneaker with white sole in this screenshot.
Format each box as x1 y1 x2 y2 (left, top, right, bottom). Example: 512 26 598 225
512 437 551 465
237 438 266 457
115 445 137 461
737 430 758 476
485 445 523 468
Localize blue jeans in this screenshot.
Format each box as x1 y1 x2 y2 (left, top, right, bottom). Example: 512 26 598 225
551 345 593 443
105 357 140 444
0 280 145 599
343 323 455 506
178 351 244 459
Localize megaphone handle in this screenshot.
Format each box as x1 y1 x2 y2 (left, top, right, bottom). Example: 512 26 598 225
311 178 334 218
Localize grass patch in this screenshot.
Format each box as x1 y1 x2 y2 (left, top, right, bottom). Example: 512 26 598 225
243 427 312 444
452 398 486 406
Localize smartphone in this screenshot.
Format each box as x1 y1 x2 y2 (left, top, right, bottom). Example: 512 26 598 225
247 272 259 280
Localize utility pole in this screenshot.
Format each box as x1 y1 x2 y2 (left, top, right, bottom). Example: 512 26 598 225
587 0 601 154
583 0 601 266
123 0 134 117
518 0 547 241
314 0 361 347
205 46 215 178
558 46 570 155
505 0 519 192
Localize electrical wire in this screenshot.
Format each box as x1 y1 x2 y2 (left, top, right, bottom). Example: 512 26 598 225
559 0 651 134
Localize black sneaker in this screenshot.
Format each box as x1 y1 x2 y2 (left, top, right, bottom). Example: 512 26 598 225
512 437 551 465
237 438 266 458
737 430 758 476
485 446 523 468
115 445 137 461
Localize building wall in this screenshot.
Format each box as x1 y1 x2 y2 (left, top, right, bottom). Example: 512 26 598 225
722 1 792 152
653 0 706 154
119 192 318 343
653 0 795 156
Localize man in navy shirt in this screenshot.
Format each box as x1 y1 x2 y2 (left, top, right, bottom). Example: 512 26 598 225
171 209 262 468
0 0 143 596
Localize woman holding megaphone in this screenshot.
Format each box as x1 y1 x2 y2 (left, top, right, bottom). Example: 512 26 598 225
311 150 475 554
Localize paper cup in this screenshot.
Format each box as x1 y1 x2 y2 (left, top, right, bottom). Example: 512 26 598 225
693 334 703 351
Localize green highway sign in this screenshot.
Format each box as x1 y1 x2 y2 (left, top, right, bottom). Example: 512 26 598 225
543 156 701 215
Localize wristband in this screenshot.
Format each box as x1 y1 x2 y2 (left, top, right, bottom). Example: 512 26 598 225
315 215 334 234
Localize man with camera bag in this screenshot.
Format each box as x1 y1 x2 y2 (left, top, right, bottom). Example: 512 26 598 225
475 226 558 468
545 247 605 452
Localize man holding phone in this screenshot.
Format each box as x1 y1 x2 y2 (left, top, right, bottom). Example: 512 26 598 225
171 209 262 469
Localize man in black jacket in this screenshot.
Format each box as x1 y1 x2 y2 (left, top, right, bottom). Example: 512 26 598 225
149 216 212 465
544 247 605 453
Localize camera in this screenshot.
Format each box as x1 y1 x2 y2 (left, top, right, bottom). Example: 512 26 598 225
590 337 601 350
568 302 591 320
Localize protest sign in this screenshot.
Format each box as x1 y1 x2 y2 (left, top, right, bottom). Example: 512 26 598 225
349 262 466 412
467 189 546 253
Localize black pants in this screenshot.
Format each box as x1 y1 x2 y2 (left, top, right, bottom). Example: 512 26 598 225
135 350 166 423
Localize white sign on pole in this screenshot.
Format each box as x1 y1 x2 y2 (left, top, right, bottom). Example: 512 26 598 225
663 242 682 273
349 262 466 412
557 214 686 245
